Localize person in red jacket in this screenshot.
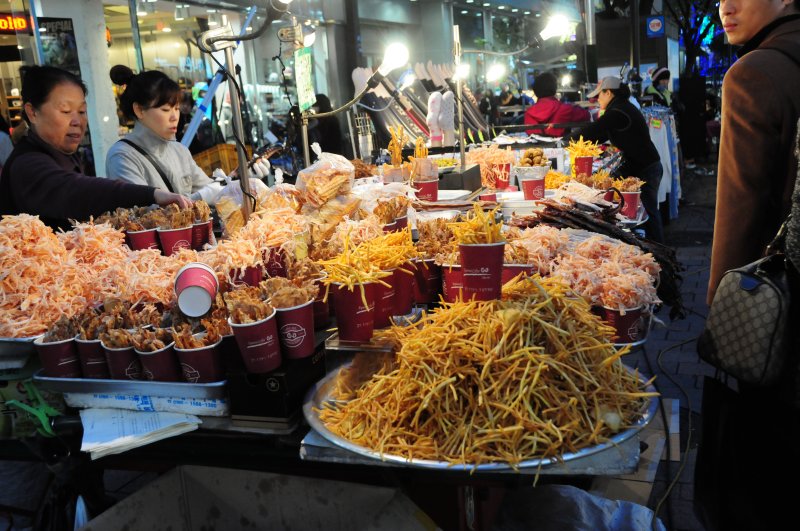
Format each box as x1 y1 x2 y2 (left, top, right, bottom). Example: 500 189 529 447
524 72 590 137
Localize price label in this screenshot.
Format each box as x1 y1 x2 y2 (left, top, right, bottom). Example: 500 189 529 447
650 118 663 129
294 47 315 113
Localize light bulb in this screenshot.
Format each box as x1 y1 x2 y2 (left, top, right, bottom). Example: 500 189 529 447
454 63 471 80
377 42 409 76
561 74 572 87
486 63 506 82
539 14 571 41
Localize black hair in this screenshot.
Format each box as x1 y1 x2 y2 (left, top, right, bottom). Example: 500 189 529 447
314 93 333 113
609 83 631 101
20 65 87 124
532 72 557 99
111 65 181 121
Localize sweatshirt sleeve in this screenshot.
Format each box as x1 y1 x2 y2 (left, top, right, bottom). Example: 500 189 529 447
106 146 150 186
568 108 627 144
10 152 156 221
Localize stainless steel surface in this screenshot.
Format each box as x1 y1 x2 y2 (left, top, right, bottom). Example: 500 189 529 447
453 25 467 172
303 363 657 471
224 44 252 224
324 333 395 353
0 336 40 370
32 370 227 400
302 114 311 167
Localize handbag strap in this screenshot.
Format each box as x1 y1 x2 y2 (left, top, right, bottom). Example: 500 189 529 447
120 138 175 194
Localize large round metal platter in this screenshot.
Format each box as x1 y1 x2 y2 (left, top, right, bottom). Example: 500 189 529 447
303 363 658 471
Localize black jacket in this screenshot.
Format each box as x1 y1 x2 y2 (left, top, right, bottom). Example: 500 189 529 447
569 97 660 177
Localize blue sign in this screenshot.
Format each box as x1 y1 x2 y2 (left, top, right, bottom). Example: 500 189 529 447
646 16 665 38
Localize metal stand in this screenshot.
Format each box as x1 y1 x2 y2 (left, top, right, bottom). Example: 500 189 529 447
453 26 467 171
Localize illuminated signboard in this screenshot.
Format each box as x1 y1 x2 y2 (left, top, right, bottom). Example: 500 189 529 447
0 14 30 34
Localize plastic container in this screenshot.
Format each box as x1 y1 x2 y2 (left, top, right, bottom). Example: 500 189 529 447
157 226 192 256
126 228 159 251
441 264 463 303
74 337 110 379
174 338 224 383
275 300 316 359
102 343 143 380
415 179 439 202
175 263 219 318
136 342 182 382
191 220 213 251
459 242 506 301
229 310 281 373
35 336 81 378
331 282 376 342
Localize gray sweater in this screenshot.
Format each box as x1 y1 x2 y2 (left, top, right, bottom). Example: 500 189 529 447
105 122 212 197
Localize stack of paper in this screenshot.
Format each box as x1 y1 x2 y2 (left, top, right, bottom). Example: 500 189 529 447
79 408 201 460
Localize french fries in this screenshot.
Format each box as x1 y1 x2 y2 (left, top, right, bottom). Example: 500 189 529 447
448 204 505 244
387 127 408 168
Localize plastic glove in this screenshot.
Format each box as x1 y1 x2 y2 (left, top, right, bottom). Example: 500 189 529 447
251 158 271 178
211 168 227 182
191 181 224 206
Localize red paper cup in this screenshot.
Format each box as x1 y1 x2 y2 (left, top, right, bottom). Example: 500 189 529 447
489 163 511 188
596 306 649 343
459 242 506 301
604 190 617 202
393 263 416 315
174 338 224 383
136 343 182 382
479 192 497 202
175 262 219 318
263 246 287 278
231 265 263 287
229 311 281 373
441 264 463 303
519 176 545 200
35 336 81 378
75 337 110 379
126 228 159 251
275 300 315 359
620 191 641 219
192 220 213 251
372 272 396 328
574 156 593 176
415 180 439 202
501 263 535 285
157 226 192 256
395 216 408 230
413 259 442 304
331 282 376 342
313 276 331 330
102 344 143 380
382 221 398 233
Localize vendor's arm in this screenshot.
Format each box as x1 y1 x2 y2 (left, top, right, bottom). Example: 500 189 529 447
10 151 156 220
568 108 628 144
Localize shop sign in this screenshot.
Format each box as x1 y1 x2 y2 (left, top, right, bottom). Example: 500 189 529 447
0 13 31 34
38 17 81 76
646 16 665 39
294 46 315 113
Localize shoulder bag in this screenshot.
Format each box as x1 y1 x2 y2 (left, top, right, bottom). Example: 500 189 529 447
120 138 175 193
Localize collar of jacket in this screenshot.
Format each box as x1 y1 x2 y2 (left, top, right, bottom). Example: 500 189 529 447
26 127 83 171
738 13 800 57
128 121 175 153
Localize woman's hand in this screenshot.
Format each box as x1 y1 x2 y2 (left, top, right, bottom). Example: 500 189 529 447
154 189 193 209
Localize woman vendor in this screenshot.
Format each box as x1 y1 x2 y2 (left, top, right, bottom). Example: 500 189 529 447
569 77 665 243
0 65 190 231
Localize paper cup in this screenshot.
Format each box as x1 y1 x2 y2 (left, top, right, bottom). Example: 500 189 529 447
479 192 497 202
174 338 224 383
620 191 641 219
136 342 182 382
102 344 143 380
126 228 159 251
331 282 376 342
229 311 281 373
382 221 398 233
35 336 81 378
192 220 213 251
157 226 192 256
441 264 463 303
395 216 408 230
415 180 439 202
313 276 331 330
232 265 263 287
488 163 511 188
574 156 593 176
75 337 110 379
372 272 396 329
175 262 219 318
604 190 617 202
275 300 315 359
519 176 545 200
393 264 416 315
595 306 649 344
501 264 535 285
459 242 506 301
413 259 442 304
264 246 287 278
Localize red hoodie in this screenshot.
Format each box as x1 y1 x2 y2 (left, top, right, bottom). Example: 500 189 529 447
524 97 590 136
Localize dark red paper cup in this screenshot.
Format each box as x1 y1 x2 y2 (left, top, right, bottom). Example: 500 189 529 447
596 306 648 343
35 336 81 378
501 263 535 285
393 263 416 315
136 342 182 382
331 282 376 342
157 226 192 256
174 338 224 383
459 242 506 301
231 265 263 287
192 220 213 251
395 216 408 230
263 246 287 278
382 221 398 233
416 180 439 201
441 264 463 303
372 272 396 328
479 192 497 202
75 337 110 379
620 191 641 219
102 344 143 380
604 190 616 202
413 259 442 304
229 311 281 373
126 228 159 251
519 176 545 200
489 163 511 188
313 276 331 329
574 156 593 176
275 300 315 359
220 334 244 373
175 263 219 318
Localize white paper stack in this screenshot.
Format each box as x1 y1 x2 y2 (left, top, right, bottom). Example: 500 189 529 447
79 408 201 460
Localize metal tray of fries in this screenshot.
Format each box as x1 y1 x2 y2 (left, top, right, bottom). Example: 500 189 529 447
303 363 658 471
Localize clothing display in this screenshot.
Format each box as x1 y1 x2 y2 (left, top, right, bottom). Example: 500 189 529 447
642 106 681 219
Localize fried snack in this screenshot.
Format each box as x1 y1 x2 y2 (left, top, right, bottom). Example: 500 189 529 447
373 196 410 225
544 169 571 190
302 168 352 208
317 232 393 307
448 204 505 244
417 218 456 259
131 303 163 329
139 208 168 230
352 159 378 179
466 146 516 187
613 177 644 192
592 170 615 191
260 277 319 309
413 136 428 160
100 328 134 349
162 204 194 229
387 126 408 167
76 307 103 340
192 200 211 222
565 136 603 158
518 148 549 167
224 286 274 324
133 327 173 352
504 241 530 264
434 158 457 168
42 315 77 343
286 259 324 284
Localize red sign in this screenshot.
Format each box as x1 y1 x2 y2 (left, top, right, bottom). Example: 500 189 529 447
0 14 29 34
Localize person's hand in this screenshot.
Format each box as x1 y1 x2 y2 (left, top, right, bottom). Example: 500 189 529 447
251 158 271 179
154 189 193 209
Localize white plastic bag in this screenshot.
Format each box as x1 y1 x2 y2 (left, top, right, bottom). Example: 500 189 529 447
296 143 355 207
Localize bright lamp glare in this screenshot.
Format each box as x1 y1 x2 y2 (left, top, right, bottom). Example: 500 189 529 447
378 42 409 76
303 31 316 47
540 14 571 41
561 74 572 87
454 63 471 80
277 0 294 4
399 72 416 90
486 63 506 82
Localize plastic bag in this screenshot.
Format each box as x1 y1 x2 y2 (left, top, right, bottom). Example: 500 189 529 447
214 175 269 236
262 170 303 213
296 143 355 208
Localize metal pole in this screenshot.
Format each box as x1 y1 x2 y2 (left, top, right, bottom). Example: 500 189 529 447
454 25 466 170
301 114 311 167
631 0 641 76
224 46 251 222
128 0 145 72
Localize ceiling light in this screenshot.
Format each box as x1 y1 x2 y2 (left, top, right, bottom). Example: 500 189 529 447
512 8 518 12
539 14 571 41
535 12 541 17
461 10 468 14
498 5 506 10
482 2 490 6
486 63 506 82
561 74 572 87
38 27 46 32
467 0 474 3
524 11 531 15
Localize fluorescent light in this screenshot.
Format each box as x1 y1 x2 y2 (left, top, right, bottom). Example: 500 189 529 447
483 2 490 6
498 5 506 10
461 10 468 14
524 11 531 15
512 8 518 13
535 12 541 17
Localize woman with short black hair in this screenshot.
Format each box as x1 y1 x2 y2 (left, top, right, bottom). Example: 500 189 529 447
523 71 590 137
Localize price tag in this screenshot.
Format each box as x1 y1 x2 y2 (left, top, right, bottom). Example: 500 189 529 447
650 118 663 129
294 47 315 113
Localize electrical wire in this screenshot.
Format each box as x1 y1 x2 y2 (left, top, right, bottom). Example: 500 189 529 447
356 99 396 113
